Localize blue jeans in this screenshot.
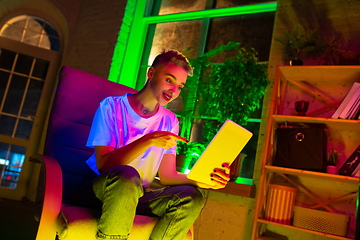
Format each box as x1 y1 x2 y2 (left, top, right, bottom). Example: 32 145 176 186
73 165 204 240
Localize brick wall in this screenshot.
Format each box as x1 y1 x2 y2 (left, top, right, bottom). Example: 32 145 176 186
63 0 128 79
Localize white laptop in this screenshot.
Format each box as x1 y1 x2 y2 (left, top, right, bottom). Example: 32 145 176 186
186 119 253 186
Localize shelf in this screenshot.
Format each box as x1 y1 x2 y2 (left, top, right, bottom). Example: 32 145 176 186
265 165 359 184
273 115 360 130
279 66 360 83
257 219 353 240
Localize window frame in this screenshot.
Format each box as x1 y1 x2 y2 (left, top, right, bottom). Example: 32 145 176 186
109 0 277 89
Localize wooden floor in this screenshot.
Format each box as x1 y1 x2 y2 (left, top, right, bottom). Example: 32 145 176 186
0 198 38 240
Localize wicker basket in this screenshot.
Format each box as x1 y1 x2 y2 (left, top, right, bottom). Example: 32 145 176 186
293 206 349 236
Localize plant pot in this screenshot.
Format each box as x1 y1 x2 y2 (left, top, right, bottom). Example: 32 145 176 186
290 59 303 66
230 153 246 181
327 165 337 174
176 154 186 172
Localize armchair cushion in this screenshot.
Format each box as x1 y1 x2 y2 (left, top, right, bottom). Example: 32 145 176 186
59 204 159 240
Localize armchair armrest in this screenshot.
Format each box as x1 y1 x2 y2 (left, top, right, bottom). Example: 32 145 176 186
30 154 63 240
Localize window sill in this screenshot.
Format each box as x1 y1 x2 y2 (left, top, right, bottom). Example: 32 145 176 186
209 181 255 198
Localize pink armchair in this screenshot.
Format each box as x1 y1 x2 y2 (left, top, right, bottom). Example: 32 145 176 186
30 66 193 240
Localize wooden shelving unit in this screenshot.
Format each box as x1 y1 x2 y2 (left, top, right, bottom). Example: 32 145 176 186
251 65 360 240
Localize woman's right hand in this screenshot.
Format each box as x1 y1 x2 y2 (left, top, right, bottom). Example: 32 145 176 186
146 131 189 149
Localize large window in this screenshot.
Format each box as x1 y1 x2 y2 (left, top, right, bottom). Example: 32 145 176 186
0 15 58 192
110 0 276 180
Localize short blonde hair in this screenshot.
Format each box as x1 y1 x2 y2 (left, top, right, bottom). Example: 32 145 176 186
151 49 193 77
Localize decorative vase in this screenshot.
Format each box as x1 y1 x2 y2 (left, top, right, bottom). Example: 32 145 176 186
295 100 309 116
327 165 337 174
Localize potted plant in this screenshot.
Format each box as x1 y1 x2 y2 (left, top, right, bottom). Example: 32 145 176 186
176 141 206 173
275 24 327 65
200 44 268 147
319 39 360 65
176 42 241 139
327 149 341 174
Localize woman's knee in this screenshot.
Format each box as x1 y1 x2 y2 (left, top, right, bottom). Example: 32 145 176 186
107 165 140 182
191 186 205 210
103 165 142 193
178 185 205 210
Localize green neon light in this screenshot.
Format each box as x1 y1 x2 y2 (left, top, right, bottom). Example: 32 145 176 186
109 0 148 88
108 0 137 83
234 177 253 185
144 2 277 24
109 1 277 88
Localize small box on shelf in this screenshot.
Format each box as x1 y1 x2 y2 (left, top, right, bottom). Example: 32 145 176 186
339 145 360 176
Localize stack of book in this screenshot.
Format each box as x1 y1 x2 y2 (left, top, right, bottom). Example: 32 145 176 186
332 82 360 119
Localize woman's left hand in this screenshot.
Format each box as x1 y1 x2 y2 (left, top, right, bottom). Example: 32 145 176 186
196 163 230 189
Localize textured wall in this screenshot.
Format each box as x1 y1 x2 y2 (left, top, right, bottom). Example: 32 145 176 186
63 0 127 79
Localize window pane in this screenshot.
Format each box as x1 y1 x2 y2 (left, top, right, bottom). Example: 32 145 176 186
8 145 25 166
10 18 26 29
1 165 20 189
158 0 207 15
149 20 202 113
0 24 23 42
39 35 51 50
32 58 49 79
0 115 16 136
44 23 59 38
149 20 202 65
240 121 260 178
215 0 276 8
15 119 33 140
205 12 275 62
0 144 25 189
0 71 10 102
43 22 59 51
27 18 44 33
48 36 60 51
0 49 16 70
2 74 28 115
14 53 34 75
0 142 9 160
23 30 41 47
21 79 44 118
